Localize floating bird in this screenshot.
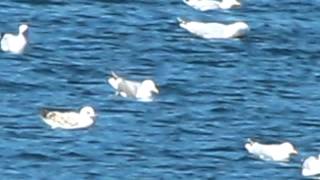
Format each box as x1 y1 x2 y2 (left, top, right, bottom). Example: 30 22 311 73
40 106 96 129
182 0 241 11
178 18 249 39
244 139 298 162
107 71 159 101
1 24 28 54
302 154 320 177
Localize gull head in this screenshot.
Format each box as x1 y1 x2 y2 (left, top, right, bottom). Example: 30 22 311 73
233 22 249 31
221 0 241 9
19 24 29 34
282 142 298 155
228 21 249 38
80 106 96 118
142 80 159 94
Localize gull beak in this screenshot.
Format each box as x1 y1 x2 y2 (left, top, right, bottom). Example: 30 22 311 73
292 149 298 155
153 86 159 94
92 113 98 118
234 1 241 7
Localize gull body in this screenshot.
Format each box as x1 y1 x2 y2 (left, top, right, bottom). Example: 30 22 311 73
245 139 298 162
108 72 159 101
1 24 28 54
178 18 249 39
40 106 96 129
302 155 320 177
183 0 241 11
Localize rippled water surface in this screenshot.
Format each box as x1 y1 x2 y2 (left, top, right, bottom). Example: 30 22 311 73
1 0 320 179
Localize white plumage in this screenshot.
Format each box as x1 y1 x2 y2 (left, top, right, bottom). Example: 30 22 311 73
1 24 28 54
183 0 241 11
302 154 320 177
178 18 249 39
40 106 96 129
245 139 298 162
107 72 159 101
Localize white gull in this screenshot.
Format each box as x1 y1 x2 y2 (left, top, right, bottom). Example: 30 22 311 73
1 24 28 54
40 106 96 129
302 154 320 177
183 0 241 11
107 71 159 101
245 139 298 162
178 18 249 39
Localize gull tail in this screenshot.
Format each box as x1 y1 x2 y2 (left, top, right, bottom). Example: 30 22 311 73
111 71 119 78
108 71 121 90
244 138 255 153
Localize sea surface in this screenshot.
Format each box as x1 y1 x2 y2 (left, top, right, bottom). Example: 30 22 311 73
0 0 320 179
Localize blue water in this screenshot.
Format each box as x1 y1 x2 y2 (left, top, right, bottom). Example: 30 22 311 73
1 0 320 179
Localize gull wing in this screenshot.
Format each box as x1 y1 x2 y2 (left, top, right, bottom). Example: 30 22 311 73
117 79 140 98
